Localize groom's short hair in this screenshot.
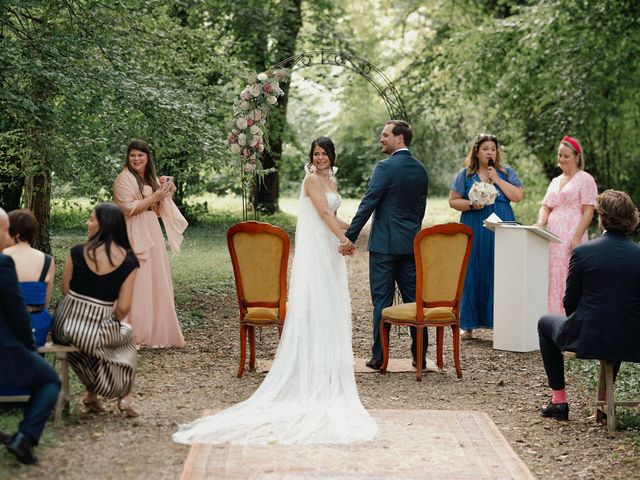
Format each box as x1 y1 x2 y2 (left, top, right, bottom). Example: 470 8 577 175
385 120 412 146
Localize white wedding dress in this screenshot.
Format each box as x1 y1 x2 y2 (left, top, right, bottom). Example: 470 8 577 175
172 178 377 445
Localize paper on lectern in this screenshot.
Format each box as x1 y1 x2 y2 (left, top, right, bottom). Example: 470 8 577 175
483 213 503 230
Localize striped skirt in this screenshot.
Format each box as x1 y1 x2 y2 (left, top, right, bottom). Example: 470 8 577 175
52 290 137 399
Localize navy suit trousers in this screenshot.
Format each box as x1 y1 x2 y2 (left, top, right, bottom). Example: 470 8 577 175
369 252 427 363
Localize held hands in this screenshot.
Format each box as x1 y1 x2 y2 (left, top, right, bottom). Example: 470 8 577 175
338 238 356 256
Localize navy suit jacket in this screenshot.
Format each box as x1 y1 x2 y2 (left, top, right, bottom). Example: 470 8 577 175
0 253 38 386
345 150 428 255
558 232 640 363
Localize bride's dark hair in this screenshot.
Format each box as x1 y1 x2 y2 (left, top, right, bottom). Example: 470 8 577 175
307 137 336 173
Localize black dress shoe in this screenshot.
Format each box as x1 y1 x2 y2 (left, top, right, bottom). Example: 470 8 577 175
366 358 382 370
412 359 427 369
540 401 569 421
6 432 37 465
0 431 11 445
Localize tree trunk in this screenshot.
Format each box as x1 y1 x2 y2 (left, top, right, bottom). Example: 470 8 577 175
24 167 52 254
254 0 302 214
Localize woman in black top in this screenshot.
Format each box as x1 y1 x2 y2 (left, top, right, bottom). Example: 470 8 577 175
53 203 140 416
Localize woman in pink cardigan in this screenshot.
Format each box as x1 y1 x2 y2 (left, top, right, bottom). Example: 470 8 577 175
113 139 187 348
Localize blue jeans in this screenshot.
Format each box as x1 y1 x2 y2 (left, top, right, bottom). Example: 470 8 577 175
18 351 61 445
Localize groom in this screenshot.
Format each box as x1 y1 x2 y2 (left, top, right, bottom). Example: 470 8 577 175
341 120 429 370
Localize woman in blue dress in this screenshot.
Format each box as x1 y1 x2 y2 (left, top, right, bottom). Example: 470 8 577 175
448 134 524 339
4 209 54 347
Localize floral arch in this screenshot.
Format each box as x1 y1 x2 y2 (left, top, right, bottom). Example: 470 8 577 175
227 50 408 219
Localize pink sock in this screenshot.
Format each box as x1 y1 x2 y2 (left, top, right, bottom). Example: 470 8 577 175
551 389 567 404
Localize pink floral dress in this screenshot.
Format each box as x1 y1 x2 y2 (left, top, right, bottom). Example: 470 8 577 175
542 169 597 314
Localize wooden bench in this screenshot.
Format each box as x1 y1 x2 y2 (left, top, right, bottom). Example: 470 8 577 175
564 352 640 433
0 343 80 426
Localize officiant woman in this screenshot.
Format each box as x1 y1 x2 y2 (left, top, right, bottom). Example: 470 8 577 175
448 134 524 339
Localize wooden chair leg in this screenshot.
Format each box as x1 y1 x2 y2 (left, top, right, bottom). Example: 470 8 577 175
452 325 462 379
249 326 256 370
596 361 606 424
436 327 444 370
415 327 424 382
237 325 247 378
55 352 71 425
380 320 390 374
605 361 616 433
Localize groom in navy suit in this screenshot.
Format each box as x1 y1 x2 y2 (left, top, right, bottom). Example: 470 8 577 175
342 120 429 370
0 207 60 464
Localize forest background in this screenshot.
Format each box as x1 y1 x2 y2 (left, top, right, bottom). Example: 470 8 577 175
1 0 639 251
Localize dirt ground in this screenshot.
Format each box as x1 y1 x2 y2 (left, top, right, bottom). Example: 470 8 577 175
3 235 640 479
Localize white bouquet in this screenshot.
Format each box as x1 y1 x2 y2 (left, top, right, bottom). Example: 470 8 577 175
468 181 498 207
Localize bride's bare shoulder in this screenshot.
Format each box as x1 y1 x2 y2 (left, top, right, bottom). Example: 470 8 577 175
304 174 322 194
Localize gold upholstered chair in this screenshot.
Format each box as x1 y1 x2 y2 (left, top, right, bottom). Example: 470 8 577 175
380 223 473 381
227 221 290 378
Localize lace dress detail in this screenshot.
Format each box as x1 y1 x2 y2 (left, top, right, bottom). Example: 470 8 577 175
173 180 377 445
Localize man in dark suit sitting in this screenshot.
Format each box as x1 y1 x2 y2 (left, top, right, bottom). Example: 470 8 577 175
537 190 640 421
0 207 60 464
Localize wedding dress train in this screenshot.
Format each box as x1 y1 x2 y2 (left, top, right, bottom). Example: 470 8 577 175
172 180 377 445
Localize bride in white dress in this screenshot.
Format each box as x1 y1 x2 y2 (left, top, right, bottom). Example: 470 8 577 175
172 137 377 445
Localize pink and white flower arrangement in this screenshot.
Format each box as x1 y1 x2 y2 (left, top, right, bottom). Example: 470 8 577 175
227 69 289 179
468 181 499 207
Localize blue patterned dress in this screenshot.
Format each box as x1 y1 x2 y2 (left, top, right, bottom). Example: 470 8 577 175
450 167 523 330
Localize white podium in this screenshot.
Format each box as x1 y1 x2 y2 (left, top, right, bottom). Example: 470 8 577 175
485 222 561 352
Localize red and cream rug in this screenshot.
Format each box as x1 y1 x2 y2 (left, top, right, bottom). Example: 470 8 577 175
180 409 534 479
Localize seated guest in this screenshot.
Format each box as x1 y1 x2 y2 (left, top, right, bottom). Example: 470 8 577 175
0 207 61 465
52 203 140 416
3 209 55 347
537 190 640 421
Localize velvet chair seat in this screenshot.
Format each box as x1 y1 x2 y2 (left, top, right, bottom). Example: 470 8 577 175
382 304 455 324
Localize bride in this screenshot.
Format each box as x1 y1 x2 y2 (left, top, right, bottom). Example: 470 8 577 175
173 137 377 445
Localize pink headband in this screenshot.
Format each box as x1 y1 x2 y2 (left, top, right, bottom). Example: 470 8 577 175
562 136 581 155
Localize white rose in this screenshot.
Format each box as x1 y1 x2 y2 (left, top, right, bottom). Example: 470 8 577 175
237 133 247 146
236 117 248 129
249 83 261 97
267 95 277 104
250 109 262 121
250 125 260 135
257 72 268 82
230 143 241 154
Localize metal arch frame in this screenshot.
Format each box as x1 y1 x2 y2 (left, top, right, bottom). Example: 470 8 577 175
272 50 408 121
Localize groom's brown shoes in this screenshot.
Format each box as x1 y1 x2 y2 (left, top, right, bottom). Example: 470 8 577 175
366 358 382 370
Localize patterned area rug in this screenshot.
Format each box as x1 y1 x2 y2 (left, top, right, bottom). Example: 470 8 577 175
257 357 440 373
180 409 534 479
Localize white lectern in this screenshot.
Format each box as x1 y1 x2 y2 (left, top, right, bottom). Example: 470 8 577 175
484 222 561 352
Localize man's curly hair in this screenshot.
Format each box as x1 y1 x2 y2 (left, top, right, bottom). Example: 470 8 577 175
596 190 640 235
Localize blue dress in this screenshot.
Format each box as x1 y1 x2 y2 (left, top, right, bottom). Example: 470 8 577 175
20 254 53 347
0 255 52 396
450 167 523 330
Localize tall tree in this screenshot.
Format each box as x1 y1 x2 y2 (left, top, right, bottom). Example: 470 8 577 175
1 0 232 248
